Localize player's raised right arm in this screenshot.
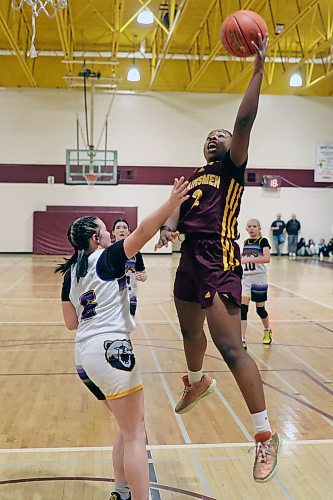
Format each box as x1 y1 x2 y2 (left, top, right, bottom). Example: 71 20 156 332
230 33 268 167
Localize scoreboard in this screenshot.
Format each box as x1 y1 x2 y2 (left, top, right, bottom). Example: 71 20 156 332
262 175 281 189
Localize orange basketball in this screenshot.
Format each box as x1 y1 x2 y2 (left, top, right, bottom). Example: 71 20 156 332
221 10 268 58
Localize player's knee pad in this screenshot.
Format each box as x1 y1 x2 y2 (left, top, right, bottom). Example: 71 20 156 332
256 306 268 319
241 304 249 320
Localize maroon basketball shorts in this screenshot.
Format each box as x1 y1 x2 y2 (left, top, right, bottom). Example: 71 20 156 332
174 236 243 308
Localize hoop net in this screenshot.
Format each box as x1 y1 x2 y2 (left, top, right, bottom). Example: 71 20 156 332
84 173 98 186
11 1 67 58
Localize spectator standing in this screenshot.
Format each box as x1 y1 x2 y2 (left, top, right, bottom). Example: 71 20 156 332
270 213 285 256
286 214 301 257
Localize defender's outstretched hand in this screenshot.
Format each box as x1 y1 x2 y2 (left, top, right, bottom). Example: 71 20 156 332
169 177 189 208
154 177 187 250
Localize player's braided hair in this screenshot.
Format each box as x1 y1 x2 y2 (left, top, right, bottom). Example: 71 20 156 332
54 216 100 282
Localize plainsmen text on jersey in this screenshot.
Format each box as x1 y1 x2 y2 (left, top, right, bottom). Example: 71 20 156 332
177 150 246 271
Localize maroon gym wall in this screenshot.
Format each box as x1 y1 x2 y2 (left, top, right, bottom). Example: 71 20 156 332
0 163 331 187
33 206 137 254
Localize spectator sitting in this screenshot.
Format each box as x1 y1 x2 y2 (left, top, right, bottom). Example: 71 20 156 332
307 239 316 256
316 238 326 255
317 238 327 259
318 239 333 260
328 239 333 260
297 238 311 256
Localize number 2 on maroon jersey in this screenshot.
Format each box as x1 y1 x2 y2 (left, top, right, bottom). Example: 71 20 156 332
191 189 203 208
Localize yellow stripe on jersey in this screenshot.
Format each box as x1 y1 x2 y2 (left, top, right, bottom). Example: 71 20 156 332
221 178 243 269
229 241 235 268
228 185 243 239
221 237 230 269
221 179 235 237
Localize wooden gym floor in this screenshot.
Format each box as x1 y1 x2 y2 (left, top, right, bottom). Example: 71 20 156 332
0 254 332 500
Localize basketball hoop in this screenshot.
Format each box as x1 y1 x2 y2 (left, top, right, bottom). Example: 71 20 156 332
84 173 98 187
11 1 67 58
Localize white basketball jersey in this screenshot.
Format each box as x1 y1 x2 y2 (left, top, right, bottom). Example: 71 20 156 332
242 238 270 275
69 249 135 342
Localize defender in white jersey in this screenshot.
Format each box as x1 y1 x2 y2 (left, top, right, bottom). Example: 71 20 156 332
112 218 147 317
55 177 189 500
241 219 272 349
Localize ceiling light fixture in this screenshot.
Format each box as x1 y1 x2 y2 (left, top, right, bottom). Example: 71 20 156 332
127 63 141 82
137 9 154 25
289 70 303 87
127 36 141 82
275 23 285 35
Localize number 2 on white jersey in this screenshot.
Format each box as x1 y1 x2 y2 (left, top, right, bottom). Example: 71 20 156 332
80 290 97 320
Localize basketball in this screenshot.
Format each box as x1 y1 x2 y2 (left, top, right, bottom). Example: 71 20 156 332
221 10 268 58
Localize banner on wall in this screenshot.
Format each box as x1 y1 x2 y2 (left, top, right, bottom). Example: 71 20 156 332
315 143 333 182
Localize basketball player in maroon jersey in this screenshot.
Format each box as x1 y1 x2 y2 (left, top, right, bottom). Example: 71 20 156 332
155 33 279 482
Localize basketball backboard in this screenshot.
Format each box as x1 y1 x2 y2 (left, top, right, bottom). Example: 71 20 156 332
66 148 118 185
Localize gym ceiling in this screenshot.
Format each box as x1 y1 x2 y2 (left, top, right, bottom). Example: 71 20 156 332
0 0 332 95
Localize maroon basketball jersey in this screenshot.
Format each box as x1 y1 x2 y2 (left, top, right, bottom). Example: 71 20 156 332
177 150 246 270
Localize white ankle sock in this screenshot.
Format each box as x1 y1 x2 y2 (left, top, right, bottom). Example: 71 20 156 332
114 482 130 499
188 369 203 385
251 410 271 434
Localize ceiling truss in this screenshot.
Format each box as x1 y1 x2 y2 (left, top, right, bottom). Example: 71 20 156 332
0 0 332 95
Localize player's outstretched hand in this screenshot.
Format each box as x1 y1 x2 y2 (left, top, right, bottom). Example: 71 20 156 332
169 177 189 208
135 271 147 282
252 33 268 73
154 230 180 251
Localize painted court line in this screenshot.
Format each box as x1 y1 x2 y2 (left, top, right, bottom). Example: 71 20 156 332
157 303 253 441
269 282 333 310
249 322 333 427
249 321 332 384
137 311 213 498
0 322 64 325
1 319 332 326
213 387 252 441
157 304 292 444
250 349 301 395
248 319 333 324
1 439 333 454
0 274 28 298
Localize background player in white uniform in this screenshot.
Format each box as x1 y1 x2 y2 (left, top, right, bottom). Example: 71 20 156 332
55 178 189 500
112 219 147 317
241 219 272 350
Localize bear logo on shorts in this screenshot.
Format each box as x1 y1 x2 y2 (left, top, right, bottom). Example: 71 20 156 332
104 339 135 372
